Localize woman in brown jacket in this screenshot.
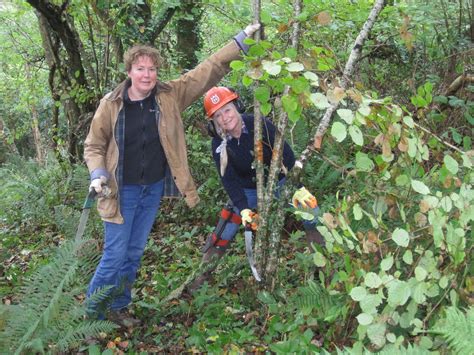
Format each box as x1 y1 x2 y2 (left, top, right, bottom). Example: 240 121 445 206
84 23 260 321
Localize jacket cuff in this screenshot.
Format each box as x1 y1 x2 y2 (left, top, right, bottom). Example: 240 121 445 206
233 30 249 53
90 168 110 181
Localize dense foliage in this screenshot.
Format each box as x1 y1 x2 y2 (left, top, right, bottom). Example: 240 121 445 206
0 0 472 353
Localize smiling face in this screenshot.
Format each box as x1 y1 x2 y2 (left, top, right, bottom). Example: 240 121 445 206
127 55 157 99
213 102 242 138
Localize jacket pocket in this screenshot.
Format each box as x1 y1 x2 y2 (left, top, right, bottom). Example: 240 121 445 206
97 196 118 218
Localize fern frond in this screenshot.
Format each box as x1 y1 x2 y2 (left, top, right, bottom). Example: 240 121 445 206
431 305 474 355
293 280 346 321
55 320 118 351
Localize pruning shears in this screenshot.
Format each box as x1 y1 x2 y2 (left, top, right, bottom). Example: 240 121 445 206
244 225 261 282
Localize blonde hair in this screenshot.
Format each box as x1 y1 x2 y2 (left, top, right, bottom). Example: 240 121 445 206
124 45 161 72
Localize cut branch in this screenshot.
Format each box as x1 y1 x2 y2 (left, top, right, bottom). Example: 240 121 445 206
295 0 386 171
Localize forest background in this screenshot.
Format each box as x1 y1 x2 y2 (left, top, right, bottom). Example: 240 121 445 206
0 0 472 353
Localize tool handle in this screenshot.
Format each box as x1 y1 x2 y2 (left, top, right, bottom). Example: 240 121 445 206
83 188 98 209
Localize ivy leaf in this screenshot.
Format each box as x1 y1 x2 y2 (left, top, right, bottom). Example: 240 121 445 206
286 62 305 72
349 125 364 146
331 122 347 142
313 251 326 267
367 323 387 348
350 286 367 301
392 228 410 247
387 280 411 306
443 155 459 175
365 272 382 289
356 313 373 326
310 93 331 109
411 180 430 195
262 60 282 76
337 109 354 124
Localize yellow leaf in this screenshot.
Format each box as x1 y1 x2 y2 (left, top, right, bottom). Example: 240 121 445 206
315 11 332 25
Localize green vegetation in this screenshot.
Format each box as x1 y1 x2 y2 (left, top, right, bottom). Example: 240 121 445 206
0 0 472 353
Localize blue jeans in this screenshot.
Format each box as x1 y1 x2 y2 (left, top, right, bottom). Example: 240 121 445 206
220 180 320 242
86 179 164 315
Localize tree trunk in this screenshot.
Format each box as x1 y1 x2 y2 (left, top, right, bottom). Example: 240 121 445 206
176 1 203 70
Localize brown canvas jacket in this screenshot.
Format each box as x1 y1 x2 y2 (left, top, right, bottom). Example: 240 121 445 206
84 40 241 223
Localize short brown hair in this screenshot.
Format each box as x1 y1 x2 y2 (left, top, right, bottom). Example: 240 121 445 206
123 45 161 72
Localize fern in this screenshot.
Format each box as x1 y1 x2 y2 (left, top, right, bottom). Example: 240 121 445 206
0 238 117 354
293 280 346 322
431 306 474 355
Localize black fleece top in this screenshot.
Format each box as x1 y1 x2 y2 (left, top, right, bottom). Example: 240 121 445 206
211 114 295 211
122 87 166 184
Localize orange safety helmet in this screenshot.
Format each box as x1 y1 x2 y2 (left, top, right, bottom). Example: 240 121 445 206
204 87 239 118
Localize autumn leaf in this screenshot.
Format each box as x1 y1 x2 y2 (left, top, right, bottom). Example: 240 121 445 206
315 11 332 26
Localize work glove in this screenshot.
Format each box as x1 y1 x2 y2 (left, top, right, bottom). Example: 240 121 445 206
89 176 111 197
292 187 318 209
244 23 261 37
241 209 258 231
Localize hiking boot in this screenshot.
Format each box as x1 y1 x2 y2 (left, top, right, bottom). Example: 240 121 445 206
107 309 141 328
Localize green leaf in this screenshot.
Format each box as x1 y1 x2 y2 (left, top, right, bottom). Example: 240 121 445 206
260 102 272 116
261 10 272 24
364 272 382 289
350 286 367 301
313 251 326 267
282 95 298 113
309 93 331 109
387 280 411 306
337 109 354 124
367 323 387 348
331 122 347 142
355 152 375 172
286 62 305 72
257 291 276 304
349 125 364 146
443 155 459 175
381 255 394 271
255 86 270 103
230 60 245 70
303 71 319 86
403 115 415 128
411 180 430 195
262 60 282 76
358 103 371 117
357 313 373 326
403 250 413 265
359 294 383 314
392 228 410 247
396 174 410 186
285 47 297 59
415 266 428 281
353 203 363 220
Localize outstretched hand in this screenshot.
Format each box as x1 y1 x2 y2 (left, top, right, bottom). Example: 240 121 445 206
244 23 261 37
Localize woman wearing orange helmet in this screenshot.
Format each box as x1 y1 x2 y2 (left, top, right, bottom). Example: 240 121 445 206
188 87 323 292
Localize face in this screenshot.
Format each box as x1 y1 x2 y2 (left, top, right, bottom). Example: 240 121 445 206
127 55 157 96
213 102 242 136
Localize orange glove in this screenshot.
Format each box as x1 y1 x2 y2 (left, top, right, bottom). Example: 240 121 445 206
292 187 318 209
240 209 259 231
